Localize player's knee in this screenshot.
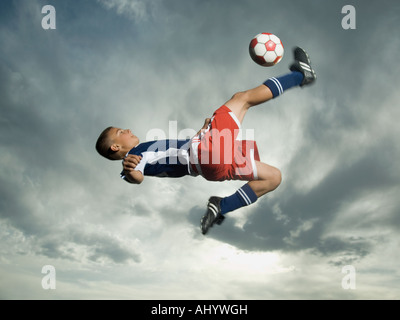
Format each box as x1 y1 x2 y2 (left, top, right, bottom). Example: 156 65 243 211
231 91 249 104
272 167 282 189
264 166 282 191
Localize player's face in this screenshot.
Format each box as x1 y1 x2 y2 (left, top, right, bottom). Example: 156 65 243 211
112 128 139 150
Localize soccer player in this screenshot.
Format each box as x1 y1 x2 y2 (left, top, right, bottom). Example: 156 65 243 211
96 47 316 235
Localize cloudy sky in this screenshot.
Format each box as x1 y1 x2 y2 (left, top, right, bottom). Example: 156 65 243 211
1 0 399 300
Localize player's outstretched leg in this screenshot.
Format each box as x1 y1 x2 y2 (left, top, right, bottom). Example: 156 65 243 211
226 46 316 124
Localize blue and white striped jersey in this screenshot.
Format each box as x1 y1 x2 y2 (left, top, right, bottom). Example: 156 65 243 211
120 139 194 180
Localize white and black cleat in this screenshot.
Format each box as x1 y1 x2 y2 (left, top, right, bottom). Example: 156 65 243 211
290 46 316 87
200 196 225 235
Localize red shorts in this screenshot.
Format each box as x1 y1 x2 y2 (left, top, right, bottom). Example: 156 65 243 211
190 105 260 181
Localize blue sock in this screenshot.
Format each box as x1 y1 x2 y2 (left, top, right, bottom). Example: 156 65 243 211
220 184 258 215
263 71 304 98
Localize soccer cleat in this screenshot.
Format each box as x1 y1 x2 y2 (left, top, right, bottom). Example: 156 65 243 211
200 196 225 235
290 47 316 87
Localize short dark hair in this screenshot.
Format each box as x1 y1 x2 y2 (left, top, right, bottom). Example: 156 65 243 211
95 127 118 160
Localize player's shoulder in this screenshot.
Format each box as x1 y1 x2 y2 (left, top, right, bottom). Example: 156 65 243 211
127 141 158 156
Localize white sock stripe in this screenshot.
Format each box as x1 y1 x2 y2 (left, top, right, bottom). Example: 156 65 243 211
273 77 283 94
270 77 283 95
238 188 251 206
238 188 251 205
276 78 284 94
208 203 218 217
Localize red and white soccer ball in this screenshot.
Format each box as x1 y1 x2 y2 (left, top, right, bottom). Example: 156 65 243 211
249 33 284 67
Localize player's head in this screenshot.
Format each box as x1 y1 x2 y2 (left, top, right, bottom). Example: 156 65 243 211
96 127 139 160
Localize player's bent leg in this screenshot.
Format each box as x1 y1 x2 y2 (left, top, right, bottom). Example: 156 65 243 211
200 161 281 235
248 161 282 197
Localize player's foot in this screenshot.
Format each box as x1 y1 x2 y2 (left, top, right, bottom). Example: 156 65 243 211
290 47 316 87
200 196 225 235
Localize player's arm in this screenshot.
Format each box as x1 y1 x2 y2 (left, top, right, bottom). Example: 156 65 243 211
123 155 144 184
124 170 144 184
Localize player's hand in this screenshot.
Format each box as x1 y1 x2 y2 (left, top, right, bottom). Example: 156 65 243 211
123 154 142 172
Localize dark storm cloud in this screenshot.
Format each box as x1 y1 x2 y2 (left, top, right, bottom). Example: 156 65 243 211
3 0 398 250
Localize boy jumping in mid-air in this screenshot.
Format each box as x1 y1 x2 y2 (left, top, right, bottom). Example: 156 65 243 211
96 47 316 235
